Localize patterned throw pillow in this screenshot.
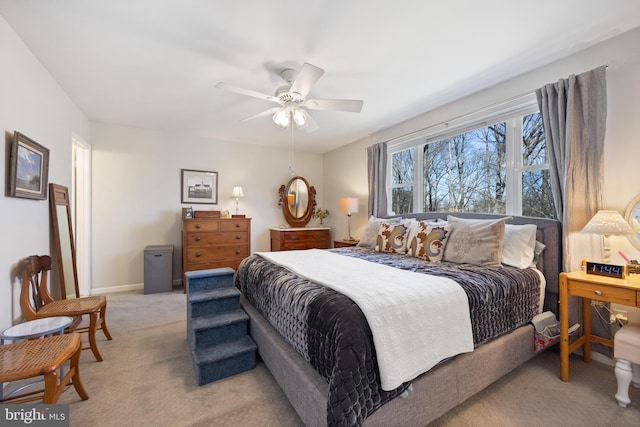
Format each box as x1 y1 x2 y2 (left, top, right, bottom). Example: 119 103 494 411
358 216 403 248
377 221 410 254
443 216 512 266
407 221 452 262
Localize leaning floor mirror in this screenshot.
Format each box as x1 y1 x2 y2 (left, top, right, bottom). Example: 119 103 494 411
49 183 79 299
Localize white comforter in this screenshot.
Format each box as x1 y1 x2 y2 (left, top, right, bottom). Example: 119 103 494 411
256 249 474 391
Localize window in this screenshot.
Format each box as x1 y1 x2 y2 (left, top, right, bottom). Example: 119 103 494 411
387 97 554 218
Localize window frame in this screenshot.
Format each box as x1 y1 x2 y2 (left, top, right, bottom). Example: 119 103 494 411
386 94 546 217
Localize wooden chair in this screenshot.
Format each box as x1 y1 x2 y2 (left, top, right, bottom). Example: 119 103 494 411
0 333 88 404
20 255 112 361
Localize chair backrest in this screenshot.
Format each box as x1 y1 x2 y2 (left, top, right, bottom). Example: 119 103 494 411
20 255 54 320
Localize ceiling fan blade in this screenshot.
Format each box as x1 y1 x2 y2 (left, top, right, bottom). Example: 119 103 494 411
289 63 324 98
304 98 364 113
240 107 281 122
216 82 279 103
298 111 319 133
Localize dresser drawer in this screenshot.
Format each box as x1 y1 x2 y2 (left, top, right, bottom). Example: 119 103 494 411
186 258 245 272
184 221 220 232
568 281 637 305
280 230 327 241
219 220 249 232
186 245 248 263
282 240 330 250
185 231 248 246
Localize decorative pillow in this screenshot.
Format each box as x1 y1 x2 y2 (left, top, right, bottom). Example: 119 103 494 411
501 224 537 268
531 240 547 267
358 216 402 248
443 216 512 266
407 221 452 262
377 221 410 254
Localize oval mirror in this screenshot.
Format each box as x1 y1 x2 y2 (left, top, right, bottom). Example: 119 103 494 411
624 194 640 251
278 176 316 227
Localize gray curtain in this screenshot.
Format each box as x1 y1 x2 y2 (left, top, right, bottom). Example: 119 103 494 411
536 65 609 354
367 142 388 217
536 65 607 272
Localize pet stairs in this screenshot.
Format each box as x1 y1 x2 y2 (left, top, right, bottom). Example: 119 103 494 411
186 267 257 386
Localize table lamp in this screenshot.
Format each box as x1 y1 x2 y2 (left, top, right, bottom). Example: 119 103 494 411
581 210 633 264
231 186 244 215
339 197 359 241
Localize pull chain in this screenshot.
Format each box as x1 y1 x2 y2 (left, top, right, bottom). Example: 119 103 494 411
288 123 295 176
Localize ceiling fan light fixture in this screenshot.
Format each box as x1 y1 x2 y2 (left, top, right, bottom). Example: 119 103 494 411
292 108 307 127
273 109 290 128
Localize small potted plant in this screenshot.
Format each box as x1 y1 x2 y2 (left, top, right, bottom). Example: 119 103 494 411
313 208 330 225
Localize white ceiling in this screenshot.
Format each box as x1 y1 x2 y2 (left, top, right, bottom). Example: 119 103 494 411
2 1 640 154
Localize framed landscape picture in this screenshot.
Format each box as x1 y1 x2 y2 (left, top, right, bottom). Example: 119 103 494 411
181 169 218 204
9 132 50 200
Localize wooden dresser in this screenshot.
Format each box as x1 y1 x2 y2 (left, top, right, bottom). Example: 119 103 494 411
270 227 330 251
182 217 251 288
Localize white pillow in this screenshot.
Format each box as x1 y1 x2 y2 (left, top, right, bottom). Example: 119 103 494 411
443 216 512 266
501 224 537 268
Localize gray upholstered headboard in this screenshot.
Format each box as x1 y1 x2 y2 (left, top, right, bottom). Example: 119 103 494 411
389 212 562 315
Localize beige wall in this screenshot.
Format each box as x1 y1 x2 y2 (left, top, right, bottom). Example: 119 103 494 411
90 123 324 291
0 15 91 330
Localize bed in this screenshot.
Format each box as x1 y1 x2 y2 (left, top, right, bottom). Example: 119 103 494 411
235 212 562 426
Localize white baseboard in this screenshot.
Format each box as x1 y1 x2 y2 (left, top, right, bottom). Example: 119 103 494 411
89 279 183 295
90 283 144 295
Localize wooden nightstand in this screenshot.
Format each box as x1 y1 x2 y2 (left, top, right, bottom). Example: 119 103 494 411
333 239 359 248
559 271 640 382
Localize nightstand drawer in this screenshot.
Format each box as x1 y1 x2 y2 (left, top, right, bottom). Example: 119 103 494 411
281 230 327 241
568 281 637 305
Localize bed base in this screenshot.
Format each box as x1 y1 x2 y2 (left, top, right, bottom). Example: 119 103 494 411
242 295 537 427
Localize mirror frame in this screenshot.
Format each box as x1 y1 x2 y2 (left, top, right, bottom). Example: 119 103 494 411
278 176 316 227
624 193 640 252
49 183 80 299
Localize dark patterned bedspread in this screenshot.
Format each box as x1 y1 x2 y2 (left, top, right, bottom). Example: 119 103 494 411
234 247 542 426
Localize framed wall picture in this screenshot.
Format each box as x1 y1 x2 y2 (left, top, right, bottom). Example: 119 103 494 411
9 132 50 200
181 169 218 204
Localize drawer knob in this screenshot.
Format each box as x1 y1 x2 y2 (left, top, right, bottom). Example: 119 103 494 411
594 290 602 296
195 224 201 229
291 235 298 240
236 250 241 254
195 236 201 241
235 235 241 239
195 252 201 258
235 223 241 228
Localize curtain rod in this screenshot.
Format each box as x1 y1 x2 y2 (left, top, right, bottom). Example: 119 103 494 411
376 63 608 147
382 91 537 145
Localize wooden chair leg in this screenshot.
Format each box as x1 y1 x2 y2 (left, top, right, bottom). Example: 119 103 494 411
69 343 89 401
100 303 113 341
88 312 103 362
42 371 60 404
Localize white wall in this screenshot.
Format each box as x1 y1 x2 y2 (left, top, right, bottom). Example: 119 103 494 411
324 27 640 322
0 16 91 331
90 123 324 291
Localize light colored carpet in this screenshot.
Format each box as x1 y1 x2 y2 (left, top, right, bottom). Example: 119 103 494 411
53 290 639 426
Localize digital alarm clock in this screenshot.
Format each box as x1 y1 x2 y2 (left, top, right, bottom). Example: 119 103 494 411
585 261 625 279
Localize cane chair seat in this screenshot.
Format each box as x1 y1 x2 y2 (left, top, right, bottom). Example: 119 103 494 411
21 255 112 362
0 333 89 404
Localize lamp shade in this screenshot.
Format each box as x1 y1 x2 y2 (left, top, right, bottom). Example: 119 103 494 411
581 210 633 236
339 197 359 214
231 186 244 198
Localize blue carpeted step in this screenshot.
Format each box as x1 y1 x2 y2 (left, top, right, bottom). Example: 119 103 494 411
189 309 249 352
188 287 241 319
185 267 235 293
192 335 257 386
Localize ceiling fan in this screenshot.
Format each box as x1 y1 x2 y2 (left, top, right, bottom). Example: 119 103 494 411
215 63 364 132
